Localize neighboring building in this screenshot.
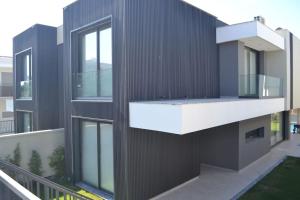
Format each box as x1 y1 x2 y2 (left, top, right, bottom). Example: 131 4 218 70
13 24 63 133
0 56 14 133
11 1 300 200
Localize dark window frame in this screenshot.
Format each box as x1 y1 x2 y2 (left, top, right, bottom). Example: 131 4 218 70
245 127 264 143
15 49 32 99
16 111 33 133
78 118 114 196
72 18 112 100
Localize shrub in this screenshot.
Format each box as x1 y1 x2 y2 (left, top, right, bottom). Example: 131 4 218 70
48 146 65 178
10 143 21 166
28 150 43 176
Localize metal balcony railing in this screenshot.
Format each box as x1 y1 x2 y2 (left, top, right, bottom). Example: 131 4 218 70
0 160 92 200
73 69 112 98
0 120 14 134
239 74 283 98
0 169 40 200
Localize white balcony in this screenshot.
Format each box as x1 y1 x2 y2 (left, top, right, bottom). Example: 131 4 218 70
217 21 284 51
129 98 285 135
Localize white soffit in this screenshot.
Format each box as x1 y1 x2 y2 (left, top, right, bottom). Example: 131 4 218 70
217 21 285 51
129 98 285 135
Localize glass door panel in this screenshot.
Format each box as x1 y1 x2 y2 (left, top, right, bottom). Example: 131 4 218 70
100 123 114 193
81 121 98 187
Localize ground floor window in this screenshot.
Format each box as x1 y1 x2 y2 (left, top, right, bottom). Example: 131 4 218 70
270 112 283 146
17 111 32 133
80 120 114 194
290 109 300 134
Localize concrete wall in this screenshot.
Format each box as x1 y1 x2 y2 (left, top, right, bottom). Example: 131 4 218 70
199 123 240 170
292 35 300 109
238 115 271 169
0 129 64 177
199 115 271 171
264 29 291 110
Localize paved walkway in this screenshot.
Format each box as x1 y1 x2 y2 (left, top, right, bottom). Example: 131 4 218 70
153 134 300 200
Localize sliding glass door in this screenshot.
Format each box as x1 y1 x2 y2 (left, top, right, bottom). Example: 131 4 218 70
240 48 258 97
81 121 98 187
17 111 32 133
80 120 114 193
270 112 283 146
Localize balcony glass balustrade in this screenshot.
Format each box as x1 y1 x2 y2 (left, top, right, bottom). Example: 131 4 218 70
239 74 283 98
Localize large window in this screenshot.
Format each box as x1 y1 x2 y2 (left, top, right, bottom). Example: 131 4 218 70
245 127 264 143
290 109 300 134
17 112 32 133
80 120 114 194
16 50 32 99
74 24 112 99
240 48 258 97
270 112 283 146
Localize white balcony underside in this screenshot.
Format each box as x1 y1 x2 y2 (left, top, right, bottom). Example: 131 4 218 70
129 98 285 135
217 21 285 51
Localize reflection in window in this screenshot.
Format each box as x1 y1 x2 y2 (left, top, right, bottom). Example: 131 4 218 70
76 26 112 98
271 112 283 146
240 48 258 97
245 127 264 143
16 51 32 98
17 112 32 133
16 50 32 98
81 121 98 187
80 120 114 193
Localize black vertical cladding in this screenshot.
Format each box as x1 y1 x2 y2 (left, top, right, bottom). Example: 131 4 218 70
13 26 36 130
36 25 59 130
124 1 218 199
58 44 65 128
13 24 60 131
62 0 114 191
64 0 218 199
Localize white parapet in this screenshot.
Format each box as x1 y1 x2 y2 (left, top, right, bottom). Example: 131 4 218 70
217 21 284 51
129 98 285 135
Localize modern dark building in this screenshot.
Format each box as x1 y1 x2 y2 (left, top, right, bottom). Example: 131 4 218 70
13 24 63 133
12 0 300 200
61 0 298 199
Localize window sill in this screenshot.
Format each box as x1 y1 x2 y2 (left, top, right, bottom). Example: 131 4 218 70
76 182 113 200
16 98 32 101
71 98 112 103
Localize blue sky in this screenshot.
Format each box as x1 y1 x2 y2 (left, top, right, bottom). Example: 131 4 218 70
0 0 299 56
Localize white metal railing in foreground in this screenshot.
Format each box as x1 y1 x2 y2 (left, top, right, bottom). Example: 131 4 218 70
0 169 40 200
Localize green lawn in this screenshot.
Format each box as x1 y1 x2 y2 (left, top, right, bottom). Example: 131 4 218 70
240 156 300 200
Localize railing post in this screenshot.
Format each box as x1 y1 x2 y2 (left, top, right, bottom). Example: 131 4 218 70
45 186 49 200
36 182 41 197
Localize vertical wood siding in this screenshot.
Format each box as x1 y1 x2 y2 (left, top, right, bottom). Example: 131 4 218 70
122 1 218 199
13 25 60 132
63 0 219 199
